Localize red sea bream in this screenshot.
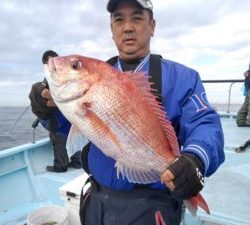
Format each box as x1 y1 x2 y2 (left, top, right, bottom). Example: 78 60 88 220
47 55 209 214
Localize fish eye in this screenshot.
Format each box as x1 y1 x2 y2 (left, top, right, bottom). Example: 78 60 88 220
70 60 82 70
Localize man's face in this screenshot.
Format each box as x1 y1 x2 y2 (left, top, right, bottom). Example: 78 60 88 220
110 1 155 62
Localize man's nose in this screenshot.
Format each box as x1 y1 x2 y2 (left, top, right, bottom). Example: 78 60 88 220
122 21 135 33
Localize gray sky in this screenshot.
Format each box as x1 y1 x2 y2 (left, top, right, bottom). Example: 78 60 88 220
0 0 250 106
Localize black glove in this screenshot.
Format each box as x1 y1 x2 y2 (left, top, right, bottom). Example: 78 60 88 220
29 81 52 119
167 153 204 200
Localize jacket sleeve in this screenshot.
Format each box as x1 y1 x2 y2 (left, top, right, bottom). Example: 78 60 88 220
178 71 225 176
39 119 50 131
52 110 71 136
38 109 71 135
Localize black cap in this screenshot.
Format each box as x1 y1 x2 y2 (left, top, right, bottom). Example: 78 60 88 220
107 0 153 13
42 50 58 64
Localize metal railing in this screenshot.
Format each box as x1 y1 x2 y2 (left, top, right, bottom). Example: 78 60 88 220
202 79 244 113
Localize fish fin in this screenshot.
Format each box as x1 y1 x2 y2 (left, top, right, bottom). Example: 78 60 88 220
126 72 180 157
184 199 198 217
115 161 159 184
195 193 210 214
155 211 167 225
184 193 210 216
66 125 89 157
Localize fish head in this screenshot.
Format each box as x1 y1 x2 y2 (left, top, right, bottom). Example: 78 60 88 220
46 55 116 103
47 55 86 84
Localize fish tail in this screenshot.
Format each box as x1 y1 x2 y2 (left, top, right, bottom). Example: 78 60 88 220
184 193 210 216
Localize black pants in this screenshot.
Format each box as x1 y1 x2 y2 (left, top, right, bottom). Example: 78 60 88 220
80 182 182 225
49 132 69 169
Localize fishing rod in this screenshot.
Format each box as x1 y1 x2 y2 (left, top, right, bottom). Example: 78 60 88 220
8 104 31 134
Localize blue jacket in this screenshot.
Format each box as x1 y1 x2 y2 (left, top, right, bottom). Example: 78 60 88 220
88 56 225 190
40 109 71 136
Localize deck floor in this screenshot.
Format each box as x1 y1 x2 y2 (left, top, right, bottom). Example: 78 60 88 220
1 115 249 225
220 116 249 150
197 116 250 224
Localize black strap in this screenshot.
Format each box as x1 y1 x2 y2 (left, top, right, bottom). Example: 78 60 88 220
81 142 91 174
81 54 163 175
79 175 99 225
149 54 163 103
106 56 118 66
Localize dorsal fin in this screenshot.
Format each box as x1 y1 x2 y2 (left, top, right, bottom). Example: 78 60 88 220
124 71 180 157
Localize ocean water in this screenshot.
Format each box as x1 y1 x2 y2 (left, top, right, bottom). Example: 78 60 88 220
0 106 48 150
0 101 242 151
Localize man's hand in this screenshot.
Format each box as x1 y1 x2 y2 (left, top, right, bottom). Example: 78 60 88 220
41 88 56 107
29 82 56 119
160 153 204 200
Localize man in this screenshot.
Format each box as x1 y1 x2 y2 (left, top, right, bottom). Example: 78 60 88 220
29 50 81 172
79 1 224 225
236 69 250 127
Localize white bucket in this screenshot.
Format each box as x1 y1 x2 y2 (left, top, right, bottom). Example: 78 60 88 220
27 205 69 225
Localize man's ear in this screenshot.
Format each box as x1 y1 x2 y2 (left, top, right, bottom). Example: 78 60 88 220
151 19 156 37
110 22 114 40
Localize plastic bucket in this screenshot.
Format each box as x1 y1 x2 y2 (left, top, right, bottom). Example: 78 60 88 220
27 205 69 225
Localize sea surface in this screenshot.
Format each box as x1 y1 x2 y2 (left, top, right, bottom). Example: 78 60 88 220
0 106 48 150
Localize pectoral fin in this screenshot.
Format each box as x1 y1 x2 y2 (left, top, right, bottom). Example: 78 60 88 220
66 125 89 157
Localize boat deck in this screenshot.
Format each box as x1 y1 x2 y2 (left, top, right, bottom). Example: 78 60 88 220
184 115 250 225
220 114 249 149
0 115 249 225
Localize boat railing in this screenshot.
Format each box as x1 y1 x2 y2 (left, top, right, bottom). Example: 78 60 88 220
202 79 244 113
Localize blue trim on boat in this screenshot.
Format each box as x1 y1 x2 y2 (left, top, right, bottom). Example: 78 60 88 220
0 138 50 158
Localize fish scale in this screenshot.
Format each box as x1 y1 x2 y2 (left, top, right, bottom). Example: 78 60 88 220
95 104 158 169
91 83 168 175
